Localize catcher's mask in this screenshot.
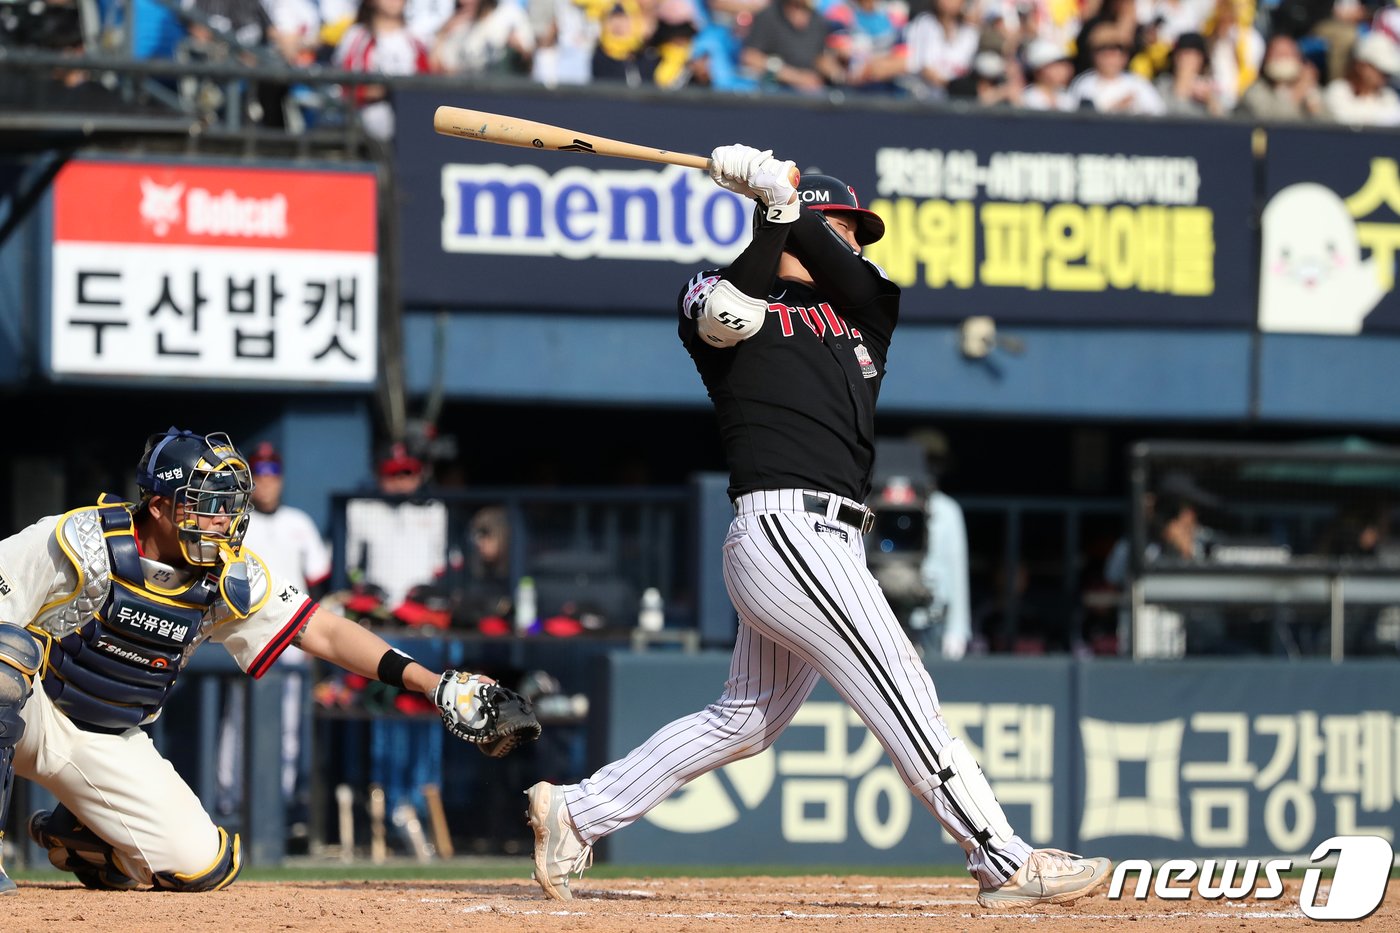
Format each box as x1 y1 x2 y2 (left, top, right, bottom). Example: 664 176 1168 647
137 427 254 566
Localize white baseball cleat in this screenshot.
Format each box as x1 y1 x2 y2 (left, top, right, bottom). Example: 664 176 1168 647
525 782 593 901
976 848 1112 908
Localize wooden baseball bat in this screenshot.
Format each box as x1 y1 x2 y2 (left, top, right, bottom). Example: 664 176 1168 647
391 802 433 864
421 783 455 859
368 783 387 865
334 783 355 864
432 106 800 186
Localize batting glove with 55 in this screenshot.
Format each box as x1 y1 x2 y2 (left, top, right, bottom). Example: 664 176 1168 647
709 144 771 199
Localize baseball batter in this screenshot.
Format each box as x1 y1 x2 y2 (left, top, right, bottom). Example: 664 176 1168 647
0 428 533 893
526 146 1111 908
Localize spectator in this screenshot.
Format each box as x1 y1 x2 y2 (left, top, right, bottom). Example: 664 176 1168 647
407 0 457 44
179 0 295 126
129 0 189 59
1030 0 1086 56
458 505 515 634
688 17 761 90
528 0 597 85
320 0 361 48
215 441 332 837
1324 30 1400 125
341 443 455 853
903 0 980 99
243 441 333 597
1069 21 1168 112
1315 0 1369 84
1021 36 1077 109
182 0 273 53
1156 30 1226 114
1203 0 1263 110
824 0 910 93
432 0 535 75
592 0 656 85
1235 32 1328 119
649 0 702 88
344 444 449 608
913 430 973 660
1138 0 1212 46
947 47 1024 104
262 0 324 65
334 0 433 140
1073 0 1141 74
978 5 1023 61
1378 3 1400 48
740 0 844 93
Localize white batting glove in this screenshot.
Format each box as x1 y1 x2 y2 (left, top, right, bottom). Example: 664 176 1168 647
748 156 799 223
709 144 770 198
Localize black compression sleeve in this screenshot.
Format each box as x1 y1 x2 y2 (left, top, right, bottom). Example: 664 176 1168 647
720 209 792 297
785 211 894 309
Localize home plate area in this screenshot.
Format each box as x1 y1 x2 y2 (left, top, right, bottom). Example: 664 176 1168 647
3 875 1392 932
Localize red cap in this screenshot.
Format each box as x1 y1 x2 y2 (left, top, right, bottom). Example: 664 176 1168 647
250 441 283 476
378 442 423 478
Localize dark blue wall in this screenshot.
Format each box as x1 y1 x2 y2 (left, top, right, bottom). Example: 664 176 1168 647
597 654 1400 865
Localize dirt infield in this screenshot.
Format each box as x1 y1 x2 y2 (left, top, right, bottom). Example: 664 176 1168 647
4 875 1393 931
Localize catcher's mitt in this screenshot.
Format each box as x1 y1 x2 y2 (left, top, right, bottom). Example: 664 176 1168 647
433 671 542 758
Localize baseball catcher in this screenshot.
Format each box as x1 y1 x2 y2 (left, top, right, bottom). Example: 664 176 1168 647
0 427 537 895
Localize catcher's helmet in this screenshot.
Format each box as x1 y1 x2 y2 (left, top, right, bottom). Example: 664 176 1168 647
796 173 885 245
137 427 254 566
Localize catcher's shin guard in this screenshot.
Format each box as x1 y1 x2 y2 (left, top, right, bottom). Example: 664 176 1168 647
151 826 242 892
0 748 16 896
28 805 140 890
0 623 42 896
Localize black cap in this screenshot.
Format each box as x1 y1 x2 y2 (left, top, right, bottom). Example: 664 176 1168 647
795 173 885 245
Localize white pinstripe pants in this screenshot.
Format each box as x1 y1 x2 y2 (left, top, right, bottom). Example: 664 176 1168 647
563 490 1032 888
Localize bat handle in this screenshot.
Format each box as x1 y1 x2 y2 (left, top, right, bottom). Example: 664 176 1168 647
702 161 803 189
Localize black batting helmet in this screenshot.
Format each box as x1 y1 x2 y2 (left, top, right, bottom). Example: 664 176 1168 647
796 173 885 245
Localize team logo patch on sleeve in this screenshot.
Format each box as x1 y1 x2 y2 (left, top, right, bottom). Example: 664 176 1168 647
854 343 878 379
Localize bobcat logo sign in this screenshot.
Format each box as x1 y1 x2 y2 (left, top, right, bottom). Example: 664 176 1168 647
139 178 185 236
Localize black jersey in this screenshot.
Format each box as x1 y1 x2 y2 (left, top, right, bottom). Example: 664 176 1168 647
678 208 901 502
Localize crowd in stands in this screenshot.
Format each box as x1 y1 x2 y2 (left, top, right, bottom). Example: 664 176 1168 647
6 0 1399 131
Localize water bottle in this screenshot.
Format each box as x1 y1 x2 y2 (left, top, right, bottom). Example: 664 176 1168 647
638 587 664 632
515 576 536 635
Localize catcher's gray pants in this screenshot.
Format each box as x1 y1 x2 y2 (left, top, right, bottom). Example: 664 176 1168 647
563 489 1033 889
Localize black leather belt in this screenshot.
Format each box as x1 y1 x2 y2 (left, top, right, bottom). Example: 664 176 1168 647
802 492 875 535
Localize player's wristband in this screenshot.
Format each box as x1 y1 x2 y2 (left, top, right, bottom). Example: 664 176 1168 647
377 648 415 690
